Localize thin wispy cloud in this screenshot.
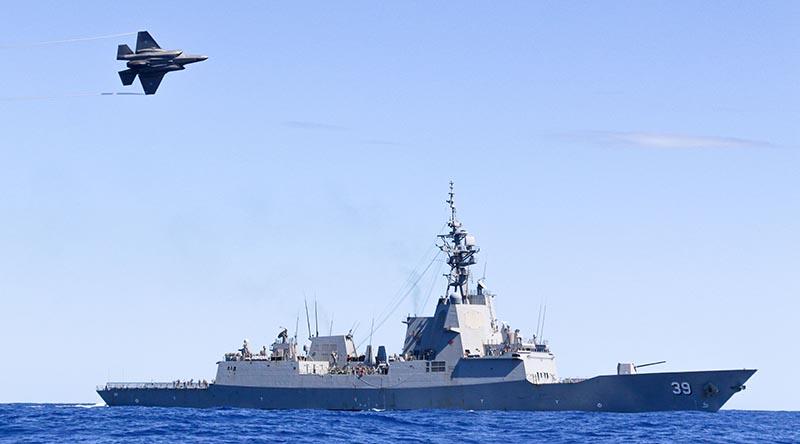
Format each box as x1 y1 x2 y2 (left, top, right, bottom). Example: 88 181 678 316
582 131 773 149
284 120 348 131
359 138 401 146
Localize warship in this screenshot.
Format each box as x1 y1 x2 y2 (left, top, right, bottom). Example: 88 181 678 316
97 183 755 412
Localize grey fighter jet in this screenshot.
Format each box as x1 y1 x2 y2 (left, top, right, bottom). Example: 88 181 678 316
117 31 207 95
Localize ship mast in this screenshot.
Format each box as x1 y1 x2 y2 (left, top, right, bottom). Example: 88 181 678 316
438 181 479 304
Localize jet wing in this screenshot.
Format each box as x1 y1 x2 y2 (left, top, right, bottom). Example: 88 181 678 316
139 72 166 95
136 31 161 52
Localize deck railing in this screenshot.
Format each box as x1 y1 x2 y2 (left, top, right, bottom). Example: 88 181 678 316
97 381 211 390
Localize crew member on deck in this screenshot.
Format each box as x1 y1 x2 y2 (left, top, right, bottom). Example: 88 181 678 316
278 328 288 344
239 339 251 358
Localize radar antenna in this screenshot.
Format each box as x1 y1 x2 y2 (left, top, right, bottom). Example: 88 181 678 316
437 181 480 304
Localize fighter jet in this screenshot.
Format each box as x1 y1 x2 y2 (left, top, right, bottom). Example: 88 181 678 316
117 31 207 95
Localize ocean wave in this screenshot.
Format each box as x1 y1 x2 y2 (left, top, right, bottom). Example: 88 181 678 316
0 406 796 444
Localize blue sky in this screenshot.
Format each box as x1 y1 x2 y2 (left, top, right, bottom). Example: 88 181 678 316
0 2 797 410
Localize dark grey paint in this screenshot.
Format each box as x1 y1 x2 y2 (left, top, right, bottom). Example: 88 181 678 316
97 368 755 413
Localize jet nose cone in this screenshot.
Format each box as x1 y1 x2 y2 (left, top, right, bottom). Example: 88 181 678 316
199 55 209 61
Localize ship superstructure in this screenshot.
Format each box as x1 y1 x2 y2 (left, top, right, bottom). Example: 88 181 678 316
401 182 557 383
98 184 754 412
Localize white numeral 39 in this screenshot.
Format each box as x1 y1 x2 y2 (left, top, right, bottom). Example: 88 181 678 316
671 381 692 395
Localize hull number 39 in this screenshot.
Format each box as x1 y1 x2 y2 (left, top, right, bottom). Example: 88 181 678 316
671 382 692 395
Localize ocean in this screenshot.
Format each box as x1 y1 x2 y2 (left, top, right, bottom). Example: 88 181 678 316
0 404 797 444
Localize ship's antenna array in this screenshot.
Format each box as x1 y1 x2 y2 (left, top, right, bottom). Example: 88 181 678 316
540 303 548 341
535 298 548 340
294 312 299 343
437 181 479 304
314 299 319 338
369 318 375 350
304 298 312 340
448 180 458 228
536 302 544 340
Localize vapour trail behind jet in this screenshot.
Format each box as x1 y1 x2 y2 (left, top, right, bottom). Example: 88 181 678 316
0 32 137 49
0 92 145 101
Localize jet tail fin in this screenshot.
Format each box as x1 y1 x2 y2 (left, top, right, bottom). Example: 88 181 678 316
117 44 133 60
136 31 160 52
119 69 137 86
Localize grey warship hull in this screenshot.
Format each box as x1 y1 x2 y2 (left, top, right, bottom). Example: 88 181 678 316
97 368 754 413
98 184 756 413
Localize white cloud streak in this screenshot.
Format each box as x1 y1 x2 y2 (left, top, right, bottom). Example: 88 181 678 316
586 131 773 149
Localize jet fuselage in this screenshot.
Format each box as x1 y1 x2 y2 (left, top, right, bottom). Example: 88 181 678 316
116 31 207 95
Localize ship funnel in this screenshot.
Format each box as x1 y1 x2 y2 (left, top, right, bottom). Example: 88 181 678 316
377 345 388 364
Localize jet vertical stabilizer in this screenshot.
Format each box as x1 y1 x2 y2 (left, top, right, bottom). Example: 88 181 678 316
136 31 161 52
117 44 133 60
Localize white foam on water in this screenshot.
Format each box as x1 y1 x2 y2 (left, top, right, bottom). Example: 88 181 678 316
73 402 106 409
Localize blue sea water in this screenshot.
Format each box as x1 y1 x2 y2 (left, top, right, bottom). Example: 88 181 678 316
0 404 797 444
